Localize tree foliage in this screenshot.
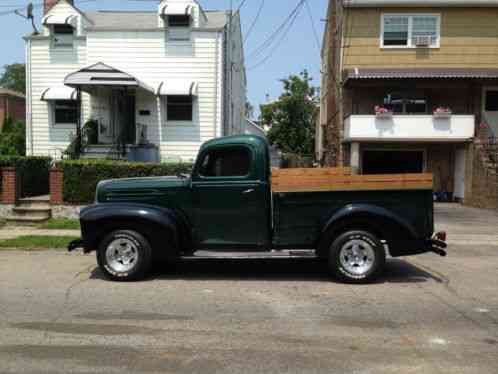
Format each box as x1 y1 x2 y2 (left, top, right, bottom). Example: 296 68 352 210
0 63 26 94
0 117 26 156
261 70 318 156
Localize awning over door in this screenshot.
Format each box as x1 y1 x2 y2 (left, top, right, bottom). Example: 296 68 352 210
42 14 77 27
159 3 193 16
156 80 198 96
40 86 78 101
64 62 154 92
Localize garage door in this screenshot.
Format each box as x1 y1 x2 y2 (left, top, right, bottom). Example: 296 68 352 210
362 150 424 175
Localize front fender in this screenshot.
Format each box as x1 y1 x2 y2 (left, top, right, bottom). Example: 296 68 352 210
79 203 188 255
317 203 421 257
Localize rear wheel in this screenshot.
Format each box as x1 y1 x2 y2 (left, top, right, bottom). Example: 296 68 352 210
328 230 385 283
97 230 153 281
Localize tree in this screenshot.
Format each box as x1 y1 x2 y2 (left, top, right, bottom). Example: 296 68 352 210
0 117 26 156
260 70 318 156
0 63 26 94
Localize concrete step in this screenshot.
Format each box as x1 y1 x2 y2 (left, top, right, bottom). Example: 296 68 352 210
5 215 51 226
12 207 52 218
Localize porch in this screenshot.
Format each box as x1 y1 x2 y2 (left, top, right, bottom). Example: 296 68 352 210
340 72 492 200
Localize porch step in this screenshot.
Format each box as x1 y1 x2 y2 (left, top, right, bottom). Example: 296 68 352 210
6 215 51 226
7 195 52 225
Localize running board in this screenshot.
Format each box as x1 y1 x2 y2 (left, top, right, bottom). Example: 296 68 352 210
182 250 317 260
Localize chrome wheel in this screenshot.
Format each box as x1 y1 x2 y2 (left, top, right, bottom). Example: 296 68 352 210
339 239 375 276
105 238 139 273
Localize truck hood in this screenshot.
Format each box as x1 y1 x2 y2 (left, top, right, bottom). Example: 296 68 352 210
96 175 190 203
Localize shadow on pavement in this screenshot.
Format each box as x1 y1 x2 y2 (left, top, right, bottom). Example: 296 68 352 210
89 258 443 284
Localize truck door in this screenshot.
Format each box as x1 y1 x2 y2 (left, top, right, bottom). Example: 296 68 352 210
191 144 270 250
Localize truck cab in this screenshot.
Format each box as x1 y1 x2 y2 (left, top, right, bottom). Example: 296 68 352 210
72 135 447 283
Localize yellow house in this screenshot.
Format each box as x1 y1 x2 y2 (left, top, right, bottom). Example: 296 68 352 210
319 0 498 206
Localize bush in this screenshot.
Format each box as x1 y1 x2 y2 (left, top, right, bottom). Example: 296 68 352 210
0 156 52 197
0 118 26 156
59 160 193 204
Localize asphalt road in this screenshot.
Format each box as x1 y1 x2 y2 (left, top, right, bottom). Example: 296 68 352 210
0 204 497 374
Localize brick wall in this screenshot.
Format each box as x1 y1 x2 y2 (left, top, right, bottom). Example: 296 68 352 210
50 168 64 205
1 167 19 204
0 94 26 130
465 144 498 209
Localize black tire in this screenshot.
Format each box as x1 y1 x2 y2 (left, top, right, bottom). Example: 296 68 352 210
328 230 385 284
96 229 153 281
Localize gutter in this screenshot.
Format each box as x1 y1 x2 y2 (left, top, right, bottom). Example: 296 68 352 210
26 37 34 156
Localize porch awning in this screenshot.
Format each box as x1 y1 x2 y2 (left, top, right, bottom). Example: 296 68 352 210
42 14 77 27
344 68 498 82
159 3 193 16
156 80 198 96
64 62 154 92
40 86 78 101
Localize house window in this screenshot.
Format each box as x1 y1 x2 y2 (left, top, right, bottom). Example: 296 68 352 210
53 24 74 48
198 146 251 178
167 95 193 121
54 100 78 124
381 14 440 48
167 15 191 41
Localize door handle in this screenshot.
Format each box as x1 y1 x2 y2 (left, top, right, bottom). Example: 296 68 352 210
242 188 255 194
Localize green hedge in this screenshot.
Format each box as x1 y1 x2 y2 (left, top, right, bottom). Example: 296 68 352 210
0 156 52 197
59 160 193 204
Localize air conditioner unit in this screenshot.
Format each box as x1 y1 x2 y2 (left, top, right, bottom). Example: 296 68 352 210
414 35 431 47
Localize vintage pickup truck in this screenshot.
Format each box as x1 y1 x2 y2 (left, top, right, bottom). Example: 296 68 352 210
69 135 447 283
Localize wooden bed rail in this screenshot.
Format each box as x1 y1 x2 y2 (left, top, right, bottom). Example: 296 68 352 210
271 168 433 193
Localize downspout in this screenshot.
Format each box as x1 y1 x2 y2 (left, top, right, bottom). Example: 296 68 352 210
26 37 34 155
214 30 221 138
76 88 82 158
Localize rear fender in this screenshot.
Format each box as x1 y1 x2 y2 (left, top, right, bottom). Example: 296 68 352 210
317 204 419 258
79 203 190 257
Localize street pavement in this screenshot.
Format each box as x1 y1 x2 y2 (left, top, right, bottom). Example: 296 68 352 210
0 204 497 373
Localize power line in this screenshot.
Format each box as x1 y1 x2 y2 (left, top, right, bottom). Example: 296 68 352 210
243 0 264 43
248 1 304 70
246 0 305 61
304 0 321 52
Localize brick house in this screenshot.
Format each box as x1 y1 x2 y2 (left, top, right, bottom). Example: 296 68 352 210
319 0 498 204
0 88 26 131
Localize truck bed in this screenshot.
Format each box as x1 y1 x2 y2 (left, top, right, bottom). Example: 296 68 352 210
272 168 433 193
271 168 434 250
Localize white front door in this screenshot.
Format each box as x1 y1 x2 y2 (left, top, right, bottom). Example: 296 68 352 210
482 87 498 136
454 147 466 200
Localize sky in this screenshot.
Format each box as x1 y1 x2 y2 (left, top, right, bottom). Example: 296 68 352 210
0 0 328 114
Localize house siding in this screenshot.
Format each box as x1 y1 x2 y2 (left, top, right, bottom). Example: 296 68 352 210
26 0 245 162
343 7 498 69
85 29 223 161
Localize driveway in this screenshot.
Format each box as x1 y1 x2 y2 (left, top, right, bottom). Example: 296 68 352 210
0 204 497 373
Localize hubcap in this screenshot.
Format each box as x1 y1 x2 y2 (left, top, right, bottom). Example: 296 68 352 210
105 238 139 273
339 239 375 276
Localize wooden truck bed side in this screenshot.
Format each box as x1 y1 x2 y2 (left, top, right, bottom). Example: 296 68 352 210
272 168 433 193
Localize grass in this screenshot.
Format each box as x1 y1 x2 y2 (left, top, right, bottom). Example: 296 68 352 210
0 236 79 250
37 218 80 230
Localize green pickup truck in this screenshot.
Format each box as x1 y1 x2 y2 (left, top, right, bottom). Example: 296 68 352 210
69 135 447 283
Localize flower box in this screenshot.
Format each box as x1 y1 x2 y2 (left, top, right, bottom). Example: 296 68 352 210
374 105 392 119
433 108 452 119
375 111 393 119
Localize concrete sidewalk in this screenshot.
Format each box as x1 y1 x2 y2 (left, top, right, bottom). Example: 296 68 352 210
0 227 81 240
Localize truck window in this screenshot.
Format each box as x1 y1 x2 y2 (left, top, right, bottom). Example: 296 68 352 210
198 146 251 177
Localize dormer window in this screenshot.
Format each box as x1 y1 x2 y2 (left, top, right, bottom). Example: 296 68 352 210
160 3 193 41
53 24 75 48
168 15 190 27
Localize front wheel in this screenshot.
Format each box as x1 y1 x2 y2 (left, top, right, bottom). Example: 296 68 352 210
97 230 153 281
328 230 386 284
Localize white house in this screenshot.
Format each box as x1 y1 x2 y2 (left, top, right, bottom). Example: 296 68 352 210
25 0 247 162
